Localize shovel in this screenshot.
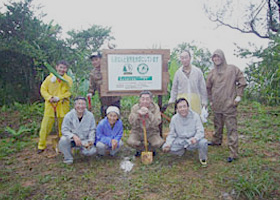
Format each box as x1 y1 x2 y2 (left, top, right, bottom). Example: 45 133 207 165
51 102 60 154
141 118 153 165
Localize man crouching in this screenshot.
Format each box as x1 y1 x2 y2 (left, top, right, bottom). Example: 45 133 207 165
59 96 96 164
162 98 208 167
127 91 164 157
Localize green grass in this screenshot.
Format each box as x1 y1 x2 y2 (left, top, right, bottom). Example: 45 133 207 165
0 102 279 199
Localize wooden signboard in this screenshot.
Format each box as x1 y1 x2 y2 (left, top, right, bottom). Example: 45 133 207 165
100 49 170 96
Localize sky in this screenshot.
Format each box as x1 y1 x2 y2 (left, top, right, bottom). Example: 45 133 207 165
1 0 268 70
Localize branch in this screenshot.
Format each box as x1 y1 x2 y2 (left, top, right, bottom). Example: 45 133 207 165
213 18 270 39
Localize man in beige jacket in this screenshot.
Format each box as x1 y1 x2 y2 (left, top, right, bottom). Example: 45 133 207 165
206 49 247 163
127 91 164 157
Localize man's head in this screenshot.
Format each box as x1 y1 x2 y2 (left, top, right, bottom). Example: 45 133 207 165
74 96 87 115
175 98 189 117
212 49 227 67
180 50 191 67
139 90 153 108
106 106 120 126
55 60 69 76
90 52 102 68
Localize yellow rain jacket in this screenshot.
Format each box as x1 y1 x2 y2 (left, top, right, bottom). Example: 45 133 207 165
40 73 73 117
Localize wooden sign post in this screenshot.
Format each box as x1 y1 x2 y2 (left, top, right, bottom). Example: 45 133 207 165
100 49 170 96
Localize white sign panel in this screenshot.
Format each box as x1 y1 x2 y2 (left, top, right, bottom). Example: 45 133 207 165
108 54 162 91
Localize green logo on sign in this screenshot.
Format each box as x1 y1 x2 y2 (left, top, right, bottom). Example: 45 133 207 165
137 63 149 75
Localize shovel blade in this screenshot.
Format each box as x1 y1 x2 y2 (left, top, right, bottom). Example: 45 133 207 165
141 151 153 165
52 136 59 154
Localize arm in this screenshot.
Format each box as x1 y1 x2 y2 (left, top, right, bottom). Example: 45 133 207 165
198 71 208 106
88 71 96 95
96 122 112 147
169 71 179 103
58 77 73 100
87 115 96 144
165 117 177 146
40 76 53 102
112 120 123 143
128 105 141 127
235 68 247 97
206 71 213 103
61 113 75 140
146 103 161 128
193 114 205 141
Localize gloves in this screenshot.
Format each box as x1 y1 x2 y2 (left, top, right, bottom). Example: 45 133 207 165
51 76 57 83
87 93 92 98
200 106 208 123
234 96 241 105
53 96 60 102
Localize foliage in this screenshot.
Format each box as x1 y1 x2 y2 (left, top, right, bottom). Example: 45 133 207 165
5 126 32 139
0 0 114 106
237 34 280 105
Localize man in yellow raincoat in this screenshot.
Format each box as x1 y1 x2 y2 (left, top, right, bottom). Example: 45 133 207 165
37 60 73 154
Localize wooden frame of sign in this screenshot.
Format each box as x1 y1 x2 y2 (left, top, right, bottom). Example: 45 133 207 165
100 49 170 97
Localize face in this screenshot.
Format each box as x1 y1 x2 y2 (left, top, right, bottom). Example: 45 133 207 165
75 99 87 114
176 100 189 117
212 55 223 66
107 112 118 126
180 52 191 67
139 94 152 108
56 64 68 76
91 57 101 68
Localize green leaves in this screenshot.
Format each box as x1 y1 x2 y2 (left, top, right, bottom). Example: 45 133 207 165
44 62 68 84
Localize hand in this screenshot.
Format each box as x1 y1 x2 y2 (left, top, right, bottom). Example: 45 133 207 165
87 93 92 98
73 135 82 146
111 139 118 150
137 106 149 116
50 76 57 83
52 96 60 102
234 96 241 105
190 137 197 144
163 145 171 153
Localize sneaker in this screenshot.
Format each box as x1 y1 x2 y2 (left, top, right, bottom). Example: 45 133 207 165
227 157 237 163
208 142 221 146
200 159 207 167
135 151 141 157
63 160 73 165
37 149 45 154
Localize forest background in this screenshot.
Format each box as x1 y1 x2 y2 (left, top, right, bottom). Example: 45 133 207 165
0 0 279 199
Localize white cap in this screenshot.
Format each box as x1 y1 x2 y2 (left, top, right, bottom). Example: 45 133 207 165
106 106 120 116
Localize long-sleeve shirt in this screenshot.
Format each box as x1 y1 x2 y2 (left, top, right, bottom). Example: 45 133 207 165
128 102 161 135
61 109 96 145
40 73 73 117
95 117 123 147
165 110 204 146
169 65 208 114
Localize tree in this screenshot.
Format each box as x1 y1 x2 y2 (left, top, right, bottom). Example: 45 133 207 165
0 0 70 105
204 0 280 39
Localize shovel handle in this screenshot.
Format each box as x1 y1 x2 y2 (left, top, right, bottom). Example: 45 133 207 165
87 96 92 111
142 118 148 152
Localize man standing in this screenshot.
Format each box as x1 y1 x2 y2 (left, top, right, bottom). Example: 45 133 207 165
169 50 208 114
37 60 73 154
59 97 97 164
87 52 121 117
127 91 164 156
206 49 247 163
162 98 208 167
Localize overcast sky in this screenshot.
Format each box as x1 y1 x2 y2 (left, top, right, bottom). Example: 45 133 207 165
1 0 268 70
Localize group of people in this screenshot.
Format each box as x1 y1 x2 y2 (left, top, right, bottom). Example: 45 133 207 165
37 49 246 166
